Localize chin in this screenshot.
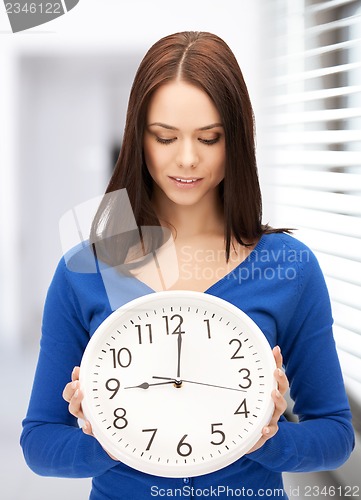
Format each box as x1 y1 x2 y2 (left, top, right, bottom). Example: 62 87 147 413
168 194 204 207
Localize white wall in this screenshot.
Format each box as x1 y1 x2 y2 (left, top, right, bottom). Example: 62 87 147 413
0 1 264 347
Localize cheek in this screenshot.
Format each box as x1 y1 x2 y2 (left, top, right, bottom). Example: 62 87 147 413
143 141 170 176
211 149 226 181
143 139 153 169
143 144 158 181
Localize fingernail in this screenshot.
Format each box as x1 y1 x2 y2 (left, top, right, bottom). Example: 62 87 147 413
277 368 283 377
276 389 281 399
71 381 77 390
74 389 79 399
264 427 270 435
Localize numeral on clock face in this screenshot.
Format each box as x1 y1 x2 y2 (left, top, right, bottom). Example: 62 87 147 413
238 368 252 389
135 324 153 344
177 434 192 457
229 338 244 359
210 423 226 445
234 399 250 418
142 428 158 451
113 408 128 429
110 348 132 368
162 314 185 335
204 319 211 339
105 378 120 399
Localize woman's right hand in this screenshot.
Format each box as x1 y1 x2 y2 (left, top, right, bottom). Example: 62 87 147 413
62 366 93 436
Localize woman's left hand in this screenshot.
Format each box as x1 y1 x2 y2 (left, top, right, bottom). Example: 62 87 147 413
246 345 289 454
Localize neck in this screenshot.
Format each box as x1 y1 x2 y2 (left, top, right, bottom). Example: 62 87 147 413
152 194 224 240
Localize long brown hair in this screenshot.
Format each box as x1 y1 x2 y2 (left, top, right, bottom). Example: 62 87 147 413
90 31 287 265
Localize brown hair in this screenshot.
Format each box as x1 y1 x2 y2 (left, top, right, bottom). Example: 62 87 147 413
90 31 288 265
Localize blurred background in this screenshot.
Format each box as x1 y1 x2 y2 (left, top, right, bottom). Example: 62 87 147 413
0 0 360 498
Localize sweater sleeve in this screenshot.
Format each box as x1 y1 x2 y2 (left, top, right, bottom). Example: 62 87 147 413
20 258 118 478
246 242 355 472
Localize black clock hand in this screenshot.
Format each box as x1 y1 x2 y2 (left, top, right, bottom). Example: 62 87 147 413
124 381 175 390
152 376 247 393
176 333 182 379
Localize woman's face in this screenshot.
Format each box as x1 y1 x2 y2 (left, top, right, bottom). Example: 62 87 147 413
143 80 226 210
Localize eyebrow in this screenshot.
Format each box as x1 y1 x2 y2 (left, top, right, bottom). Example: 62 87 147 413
148 122 223 131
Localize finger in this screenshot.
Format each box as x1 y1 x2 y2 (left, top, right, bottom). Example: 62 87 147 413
274 367 289 395
63 367 81 402
72 366 80 382
272 346 289 395
268 389 287 429
82 420 94 436
62 379 79 403
262 389 287 438
272 345 283 370
272 388 288 417
68 387 85 421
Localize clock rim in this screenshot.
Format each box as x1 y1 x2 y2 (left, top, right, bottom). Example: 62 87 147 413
80 290 277 477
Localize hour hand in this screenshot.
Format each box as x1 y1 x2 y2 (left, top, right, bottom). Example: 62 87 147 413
152 376 247 392
124 380 175 390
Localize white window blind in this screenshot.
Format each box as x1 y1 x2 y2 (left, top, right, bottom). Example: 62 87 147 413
260 0 361 404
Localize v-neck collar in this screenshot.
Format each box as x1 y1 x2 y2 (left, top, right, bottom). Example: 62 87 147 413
127 235 267 295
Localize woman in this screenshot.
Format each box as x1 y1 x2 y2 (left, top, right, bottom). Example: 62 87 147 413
21 31 354 499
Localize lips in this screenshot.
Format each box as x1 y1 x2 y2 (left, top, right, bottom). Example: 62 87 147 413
173 177 199 183
169 176 202 187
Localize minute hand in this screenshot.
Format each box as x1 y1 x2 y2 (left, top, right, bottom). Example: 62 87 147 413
176 333 182 379
152 376 247 393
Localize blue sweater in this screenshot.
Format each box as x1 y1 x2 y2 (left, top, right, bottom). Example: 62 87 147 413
21 233 354 499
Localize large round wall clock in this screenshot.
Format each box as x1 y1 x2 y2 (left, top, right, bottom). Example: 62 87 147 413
80 290 276 477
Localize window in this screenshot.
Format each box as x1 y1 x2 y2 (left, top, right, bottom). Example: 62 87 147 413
260 0 361 406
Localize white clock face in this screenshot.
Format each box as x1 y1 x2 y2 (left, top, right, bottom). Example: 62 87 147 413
80 291 276 477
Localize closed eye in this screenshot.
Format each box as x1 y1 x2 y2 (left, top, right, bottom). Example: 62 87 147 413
155 137 177 145
199 137 220 146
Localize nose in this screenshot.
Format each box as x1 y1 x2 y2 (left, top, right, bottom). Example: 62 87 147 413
176 138 199 168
